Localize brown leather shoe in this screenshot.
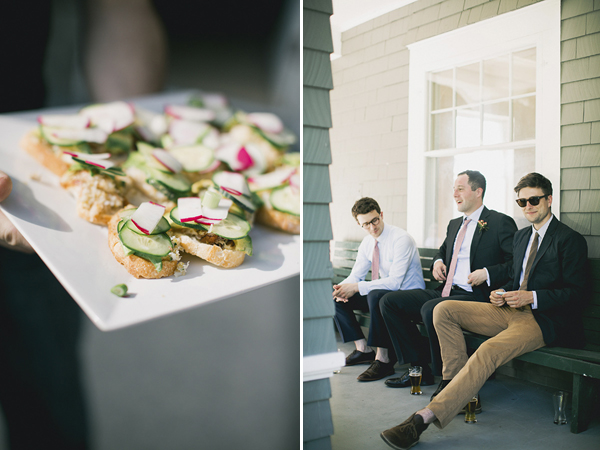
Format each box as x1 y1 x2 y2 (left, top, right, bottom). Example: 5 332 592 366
381 413 429 449
357 360 395 381
345 349 375 366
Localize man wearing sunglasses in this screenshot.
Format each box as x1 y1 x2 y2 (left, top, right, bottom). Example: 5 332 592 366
333 197 425 382
380 172 588 450
380 170 517 391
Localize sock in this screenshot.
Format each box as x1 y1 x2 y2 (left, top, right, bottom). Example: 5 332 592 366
416 408 435 426
376 347 390 363
355 339 369 353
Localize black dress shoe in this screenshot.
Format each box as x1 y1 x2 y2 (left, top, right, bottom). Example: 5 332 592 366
357 360 396 381
385 368 435 388
381 413 429 450
430 379 451 401
345 349 375 366
459 394 482 414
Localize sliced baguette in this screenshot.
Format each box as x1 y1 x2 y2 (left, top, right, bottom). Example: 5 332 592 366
255 206 299 234
169 228 246 269
20 130 70 176
108 210 178 278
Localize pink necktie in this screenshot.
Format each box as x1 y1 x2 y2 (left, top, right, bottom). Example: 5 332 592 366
442 218 471 297
371 241 379 281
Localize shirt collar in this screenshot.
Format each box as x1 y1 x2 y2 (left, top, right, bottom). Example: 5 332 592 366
464 204 484 224
375 222 391 243
532 214 553 240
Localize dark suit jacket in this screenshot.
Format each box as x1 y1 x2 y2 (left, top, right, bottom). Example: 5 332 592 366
432 206 517 302
502 217 588 348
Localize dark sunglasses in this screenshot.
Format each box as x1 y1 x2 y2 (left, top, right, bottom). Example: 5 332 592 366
515 195 548 207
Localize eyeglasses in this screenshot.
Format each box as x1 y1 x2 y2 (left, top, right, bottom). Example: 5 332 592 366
360 216 380 229
515 195 548 208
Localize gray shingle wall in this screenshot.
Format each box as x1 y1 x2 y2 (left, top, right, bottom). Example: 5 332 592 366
303 1 337 448
560 0 600 257
330 0 600 257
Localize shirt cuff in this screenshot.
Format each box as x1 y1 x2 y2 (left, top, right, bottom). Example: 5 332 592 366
532 291 538 309
484 268 490 286
358 281 369 296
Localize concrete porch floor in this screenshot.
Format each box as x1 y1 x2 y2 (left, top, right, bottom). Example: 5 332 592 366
330 335 600 450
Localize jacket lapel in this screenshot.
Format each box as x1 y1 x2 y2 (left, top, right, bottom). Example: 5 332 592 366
514 227 531 289
469 206 488 268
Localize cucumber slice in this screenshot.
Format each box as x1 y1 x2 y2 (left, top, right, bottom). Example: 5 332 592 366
40 125 83 146
125 216 170 235
169 145 215 172
218 187 256 213
254 127 296 149
119 225 173 257
270 185 300 216
197 213 250 239
146 167 191 194
118 208 138 220
170 207 206 230
136 141 155 156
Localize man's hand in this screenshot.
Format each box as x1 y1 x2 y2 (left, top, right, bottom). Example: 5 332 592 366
333 283 358 300
502 290 534 309
0 171 34 254
489 290 506 307
467 269 487 286
432 260 447 281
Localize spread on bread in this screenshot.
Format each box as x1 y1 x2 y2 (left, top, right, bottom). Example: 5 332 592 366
20 93 298 279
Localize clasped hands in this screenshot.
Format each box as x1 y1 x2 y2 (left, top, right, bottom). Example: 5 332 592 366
432 261 487 286
333 283 358 302
490 289 533 309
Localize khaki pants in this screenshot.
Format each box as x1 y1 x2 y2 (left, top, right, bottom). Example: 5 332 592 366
427 301 545 429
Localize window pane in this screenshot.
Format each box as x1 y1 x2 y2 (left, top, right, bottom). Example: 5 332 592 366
483 55 509 101
513 48 536 96
431 69 453 111
431 111 453 150
456 107 480 148
512 147 536 229
456 63 479 106
482 101 510 145
513 96 536 141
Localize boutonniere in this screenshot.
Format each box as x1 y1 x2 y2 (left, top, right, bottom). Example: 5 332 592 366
477 220 489 233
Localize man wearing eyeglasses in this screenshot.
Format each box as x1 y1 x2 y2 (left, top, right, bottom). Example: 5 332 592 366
380 172 588 450
380 170 517 391
333 197 425 382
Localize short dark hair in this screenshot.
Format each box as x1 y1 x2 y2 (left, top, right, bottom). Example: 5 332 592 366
351 197 380 220
458 170 486 199
514 172 553 196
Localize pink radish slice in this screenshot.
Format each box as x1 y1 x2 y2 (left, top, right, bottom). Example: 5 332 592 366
51 128 108 144
152 149 183 173
248 166 296 191
165 105 215 122
214 171 250 196
201 128 220 149
289 172 300 188
199 93 228 109
221 186 243 196
63 151 111 160
201 198 233 221
80 101 135 133
240 143 267 176
236 147 254 171
38 114 90 129
199 159 222 174
130 202 166 235
178 197 203 222
246 113 284 134
168 119 211 146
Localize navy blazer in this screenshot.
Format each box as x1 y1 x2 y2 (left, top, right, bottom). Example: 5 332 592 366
502 217 588 347
432 207 517 302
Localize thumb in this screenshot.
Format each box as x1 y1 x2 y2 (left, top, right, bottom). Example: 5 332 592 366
0 171 13 202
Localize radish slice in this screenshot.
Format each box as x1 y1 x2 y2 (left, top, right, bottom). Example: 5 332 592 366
83 159 115 169
247 113 284 134
178 197 203 222
80 101 135 134
248 166 297 191
135 108 168 142
169 119 211 146
130 202 166 235
51 127 108 144
165 105 215 122
201 128 220 149
201 198 232 221
199 93 228 109
289 172 300 190
199 159 221 174
38 114 90 129
216 142 255 172
62 151 111 160
213 171 250 196
241 143 267 176
152 149 183 173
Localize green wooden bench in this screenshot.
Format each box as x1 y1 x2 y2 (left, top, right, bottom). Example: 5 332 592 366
332 240 600 434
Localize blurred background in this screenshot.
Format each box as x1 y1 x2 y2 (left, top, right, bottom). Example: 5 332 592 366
0 0 300 449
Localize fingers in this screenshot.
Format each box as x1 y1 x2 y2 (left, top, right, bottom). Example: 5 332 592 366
0 171 13 202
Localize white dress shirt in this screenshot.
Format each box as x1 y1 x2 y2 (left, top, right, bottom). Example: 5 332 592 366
341 223 425 295
520 214 554 309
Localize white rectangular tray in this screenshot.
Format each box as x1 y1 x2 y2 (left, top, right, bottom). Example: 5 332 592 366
0 94 300 331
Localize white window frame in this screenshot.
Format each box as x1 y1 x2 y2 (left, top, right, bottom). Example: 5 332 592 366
406 0 560 246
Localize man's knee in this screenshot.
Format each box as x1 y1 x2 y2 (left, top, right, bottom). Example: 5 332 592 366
432 300 456 327
366 289 389 310
379 291 401 316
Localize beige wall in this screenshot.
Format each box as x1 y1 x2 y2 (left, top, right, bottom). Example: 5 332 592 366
329 0 600 258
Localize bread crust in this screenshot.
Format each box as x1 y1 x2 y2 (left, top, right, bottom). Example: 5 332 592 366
170 231 246 269
255 206 299 234
108 211 177 279
20 131 70 176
